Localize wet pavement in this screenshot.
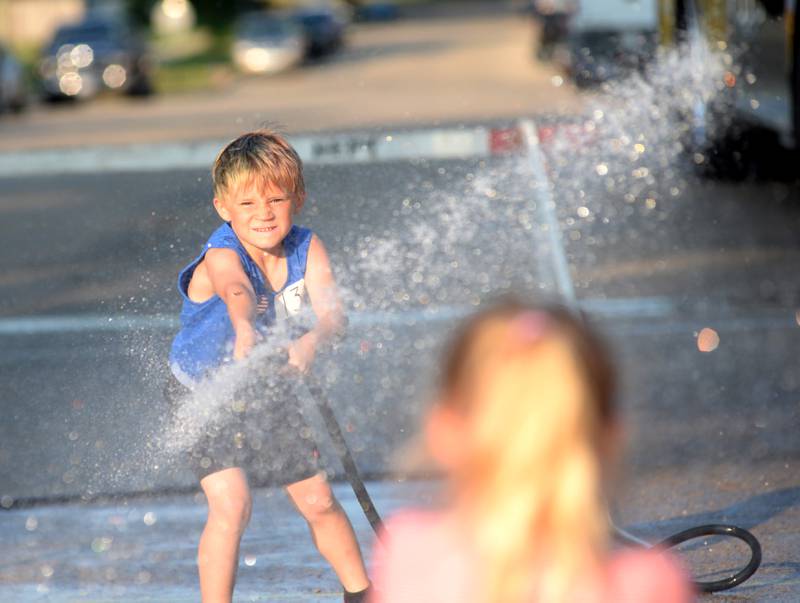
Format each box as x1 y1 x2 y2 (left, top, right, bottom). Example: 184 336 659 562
1 133 798 600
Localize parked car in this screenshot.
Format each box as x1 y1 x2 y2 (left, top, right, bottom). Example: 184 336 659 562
291 6 348 57
529 0 576 61
232 13 307 75
353 1 399 22
548 0 656 85
39 16 152 100
0 43 27 112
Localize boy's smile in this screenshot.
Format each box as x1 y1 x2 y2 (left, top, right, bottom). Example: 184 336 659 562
213 179 302 258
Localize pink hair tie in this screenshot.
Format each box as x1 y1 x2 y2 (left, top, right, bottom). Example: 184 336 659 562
512 311 550 343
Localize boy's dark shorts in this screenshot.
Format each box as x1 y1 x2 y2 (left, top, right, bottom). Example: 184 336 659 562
164 372 320 487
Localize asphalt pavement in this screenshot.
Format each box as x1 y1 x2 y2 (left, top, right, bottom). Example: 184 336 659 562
0 127 798 600
0 5 798 600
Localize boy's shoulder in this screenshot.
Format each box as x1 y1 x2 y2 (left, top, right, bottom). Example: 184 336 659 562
206 222 238 248
284 224 314 252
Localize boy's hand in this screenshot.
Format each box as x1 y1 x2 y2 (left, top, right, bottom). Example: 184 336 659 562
233 325 257 360
287 332 318 373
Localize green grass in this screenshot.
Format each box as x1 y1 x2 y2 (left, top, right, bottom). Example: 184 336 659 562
153 61 232 94
151 28 234 94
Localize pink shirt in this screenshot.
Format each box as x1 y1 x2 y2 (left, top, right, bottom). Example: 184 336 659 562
370 510 695 603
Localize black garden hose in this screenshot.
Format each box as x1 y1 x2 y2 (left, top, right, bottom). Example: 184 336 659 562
301 372 385 539
659 523 762 593
614 521 762 593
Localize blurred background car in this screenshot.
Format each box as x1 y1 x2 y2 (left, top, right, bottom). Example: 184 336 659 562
291 5 349 58
533 0 655 85
0 42 28 113
353 1 400 23
529 0 576 61
39 15 153 101
232 12 307 75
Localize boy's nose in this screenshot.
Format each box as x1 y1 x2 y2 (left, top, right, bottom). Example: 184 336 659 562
257 203 274 219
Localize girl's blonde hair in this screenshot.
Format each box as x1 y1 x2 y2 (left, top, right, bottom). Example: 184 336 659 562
439 300 616 603
212 128 306 201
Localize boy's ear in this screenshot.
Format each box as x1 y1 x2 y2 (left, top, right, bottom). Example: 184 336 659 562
213 197 231 221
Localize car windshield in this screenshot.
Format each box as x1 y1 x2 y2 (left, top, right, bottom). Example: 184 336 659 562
237 16 295 37
298 14 332 26
52 24 115 47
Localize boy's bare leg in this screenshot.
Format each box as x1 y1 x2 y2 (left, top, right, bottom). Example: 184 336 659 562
286 472 370 593
199 468 253 603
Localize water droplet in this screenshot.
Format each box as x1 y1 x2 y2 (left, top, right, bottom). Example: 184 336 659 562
41 564 54 578
595 163 608 176
25 516 38 531
91 537 113 553
244 555 257 566
576 206 590 218
697 328 720 352
143 512 157 526
550 75 563 87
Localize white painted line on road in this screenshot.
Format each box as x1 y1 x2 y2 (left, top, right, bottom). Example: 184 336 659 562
519 118 580 313
579 296 676 318
0 126 524 178
0 314 178 335
0 307 467 335
0 297 680 336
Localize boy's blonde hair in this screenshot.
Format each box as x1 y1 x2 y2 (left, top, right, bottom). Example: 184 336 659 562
439 301 616 603
212 129 306 200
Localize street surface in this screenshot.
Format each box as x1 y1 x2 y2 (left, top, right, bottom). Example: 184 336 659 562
1 4 798 601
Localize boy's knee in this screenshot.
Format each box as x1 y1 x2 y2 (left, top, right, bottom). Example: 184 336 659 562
301 493 340 525
293 485 339 523
207 493 252 533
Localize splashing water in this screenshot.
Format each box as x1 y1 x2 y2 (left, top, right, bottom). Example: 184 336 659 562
140 159 554 483
84 35 737 495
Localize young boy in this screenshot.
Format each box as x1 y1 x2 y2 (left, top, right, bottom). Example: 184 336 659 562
166 129 371 602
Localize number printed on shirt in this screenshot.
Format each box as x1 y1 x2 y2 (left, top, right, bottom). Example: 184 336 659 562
275 279 306 319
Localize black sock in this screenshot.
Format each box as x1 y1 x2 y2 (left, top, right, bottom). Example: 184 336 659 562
343 583 372 603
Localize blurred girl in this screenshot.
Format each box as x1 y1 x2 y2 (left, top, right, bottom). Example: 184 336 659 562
370 301 693 603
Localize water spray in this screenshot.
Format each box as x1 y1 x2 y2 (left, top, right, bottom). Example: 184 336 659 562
521 120 762 593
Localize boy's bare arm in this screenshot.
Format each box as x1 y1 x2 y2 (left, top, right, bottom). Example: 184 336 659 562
205 248 258 359
288 236 344 372
305 235 346 344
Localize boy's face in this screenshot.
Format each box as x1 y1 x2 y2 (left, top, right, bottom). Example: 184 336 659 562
213 178 302 255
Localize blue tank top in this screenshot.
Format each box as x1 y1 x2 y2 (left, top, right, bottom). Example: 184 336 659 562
169 223 313 386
